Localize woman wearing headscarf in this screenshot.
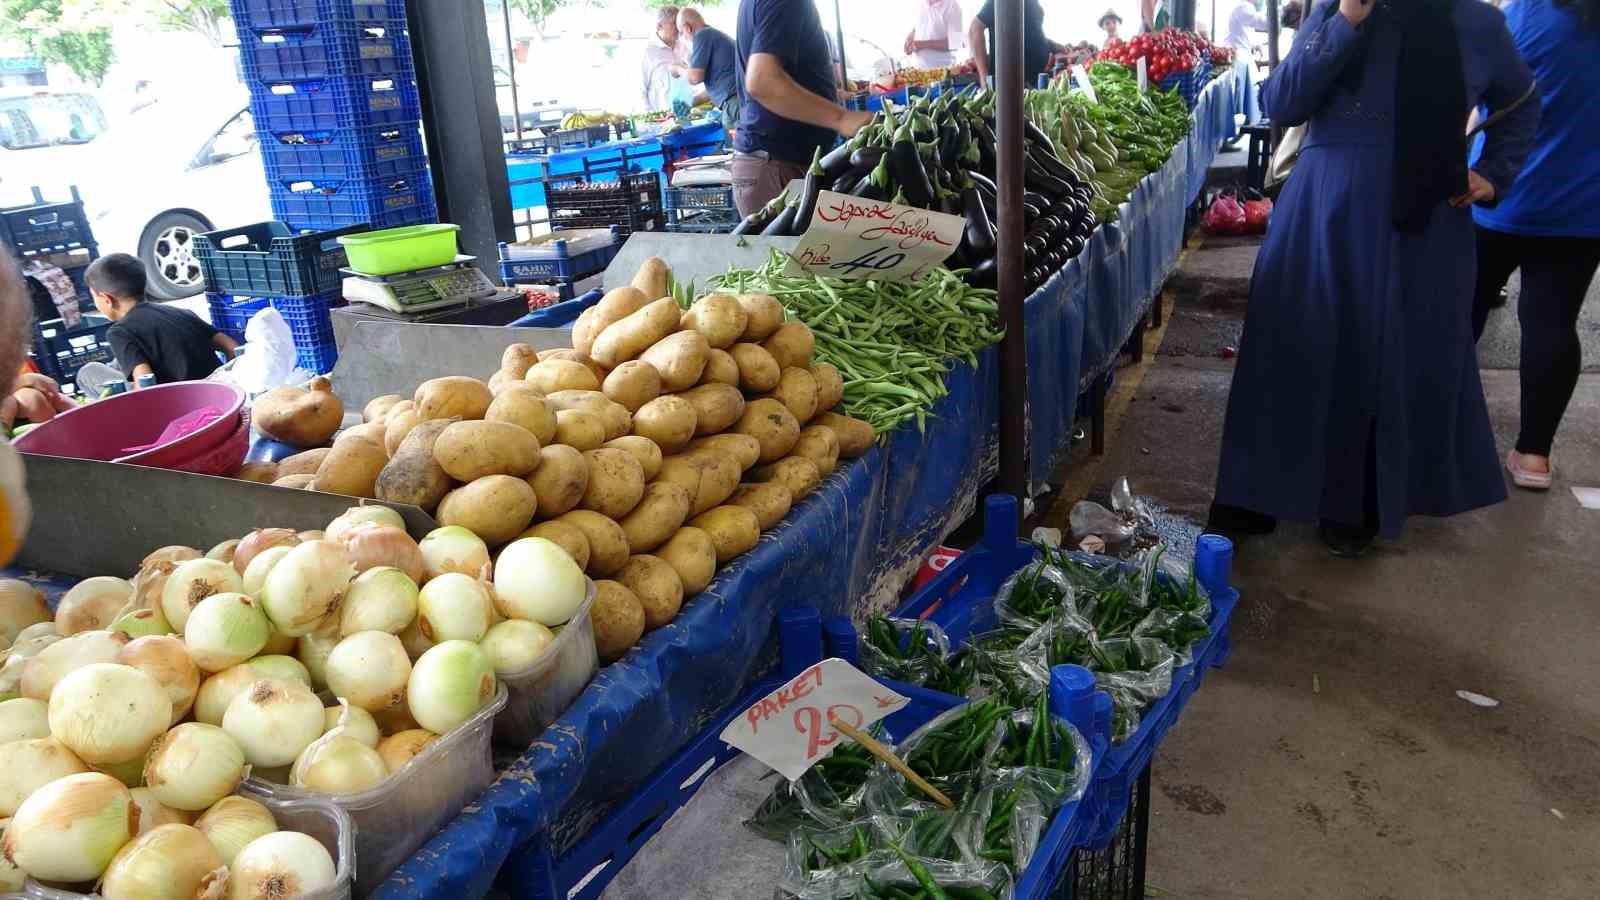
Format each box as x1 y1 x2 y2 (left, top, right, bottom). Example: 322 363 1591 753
1208 0 1539 556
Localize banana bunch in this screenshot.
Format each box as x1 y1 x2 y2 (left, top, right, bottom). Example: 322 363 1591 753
560 113 594 130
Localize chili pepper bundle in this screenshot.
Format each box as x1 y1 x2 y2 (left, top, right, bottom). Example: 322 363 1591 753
992 561 1075 627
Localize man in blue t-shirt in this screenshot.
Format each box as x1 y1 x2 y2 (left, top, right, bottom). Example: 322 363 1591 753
678 9 742 139
732 0 872 216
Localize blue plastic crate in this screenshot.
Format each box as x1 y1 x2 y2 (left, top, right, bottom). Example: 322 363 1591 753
206 293 272 342
30 314 114 383
258 120 425 183
507 287 603 328
248 73 420 133
296 339 339 374
267 164 436 231
194 221 362 296
864 87 909 111
2 192 95 258
495 227 621 284
205 289 341 349
230 0 406 29
239 19 412 83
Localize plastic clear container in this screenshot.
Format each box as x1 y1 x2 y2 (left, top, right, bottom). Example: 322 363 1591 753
241 682 508 893
494 580 599 747
21 790 355 900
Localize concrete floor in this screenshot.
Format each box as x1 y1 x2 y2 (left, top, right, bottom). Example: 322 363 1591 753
1076 234 1600 898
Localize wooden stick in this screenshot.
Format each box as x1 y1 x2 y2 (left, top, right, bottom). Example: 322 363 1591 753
828 715 953 809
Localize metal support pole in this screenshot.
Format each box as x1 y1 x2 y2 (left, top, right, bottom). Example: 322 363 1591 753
500 0 524 144
833 0 849 92
407 0 515 270
994 0 1028 499
1266 0 1282 67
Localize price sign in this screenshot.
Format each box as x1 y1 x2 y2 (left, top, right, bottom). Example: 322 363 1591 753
1137 57 1148 92
719 657 909 781
1071 64 1098 103
789 190 965 282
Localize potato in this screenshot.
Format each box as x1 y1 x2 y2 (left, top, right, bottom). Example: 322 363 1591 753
383 407 423 455
590 581 645 664
813 413 875 458
571 307 602 357
538 350 607 386
519 520 591 571
487 369 521 396
558 510 630 576
750 456 821 501
631 396 698 454
681 294 749 349
603 435 664 480
762 323 815 370
684 434 762 471
734 398 801 463
526 359 600 394
415 376 493 421
434 420 541 481
770 367 819 424
335 421 387 448
656 528 717 595
602 360 662 413
618 555 683 631
630 258 670 301
501 343 539 379
590 298 681 368
655 451 741 516
618 482 692 553
639 331 710 393
273 474 315 490
680 383 745 437
554 409 607 451
235 461 278 484
729 343 781 393
792 425 840 476
809 363 844 412
312 436 387 497
579 448 647 519
364 394 405 424
701 348 740 387
253 376 342 447
727 482 793 531
486 386 558 445
376 418 456 511
595 402 632 442
527 444 589 517
736 293 786 342
438 475 539 544
686 506 760 564
542 389 609 412
277 447 331 478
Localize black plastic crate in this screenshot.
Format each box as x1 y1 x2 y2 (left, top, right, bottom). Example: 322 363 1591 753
194 221 362 296
546 170 661 234
2 190 95 258
30 314 114 384
548 210 664 236
1065 765 1150 899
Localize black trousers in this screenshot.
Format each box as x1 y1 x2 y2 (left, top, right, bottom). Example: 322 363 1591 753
1471 226 1600 457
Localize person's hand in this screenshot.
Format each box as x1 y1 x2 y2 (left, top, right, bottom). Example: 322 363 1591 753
835 108 873 137
1339 0 1375 28
1451 170 1495 207
13 373 62 401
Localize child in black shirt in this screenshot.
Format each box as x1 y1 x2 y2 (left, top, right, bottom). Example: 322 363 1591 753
85 254 237 386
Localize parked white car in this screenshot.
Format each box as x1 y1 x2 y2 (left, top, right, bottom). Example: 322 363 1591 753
0 88 109 212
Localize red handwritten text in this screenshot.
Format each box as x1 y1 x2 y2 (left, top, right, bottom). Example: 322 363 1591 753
817 197 895 226
860 209 955 249
744 663 824 735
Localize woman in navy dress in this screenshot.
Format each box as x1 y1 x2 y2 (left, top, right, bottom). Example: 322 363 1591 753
1209 0 1539 555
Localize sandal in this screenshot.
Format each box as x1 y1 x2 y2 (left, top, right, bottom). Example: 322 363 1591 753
1505 450 1553 491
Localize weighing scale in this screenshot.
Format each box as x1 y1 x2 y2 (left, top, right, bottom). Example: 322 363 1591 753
340 256 501 314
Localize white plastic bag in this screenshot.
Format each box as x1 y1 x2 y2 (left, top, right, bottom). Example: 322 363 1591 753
208 307 313 395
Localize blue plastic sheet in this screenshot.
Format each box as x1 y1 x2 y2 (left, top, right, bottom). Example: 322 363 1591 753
1025 255 1089 490
1185 70 1242 206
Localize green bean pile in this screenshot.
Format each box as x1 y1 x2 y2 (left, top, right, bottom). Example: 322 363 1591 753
711 252 1002 437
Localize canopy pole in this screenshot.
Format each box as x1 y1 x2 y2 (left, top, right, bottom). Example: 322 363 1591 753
833 0 849 92
994 0 1028 499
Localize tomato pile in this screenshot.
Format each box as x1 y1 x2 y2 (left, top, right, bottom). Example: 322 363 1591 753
1097 29 1225 82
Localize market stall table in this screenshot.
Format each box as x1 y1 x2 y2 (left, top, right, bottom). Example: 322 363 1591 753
506 121 727 212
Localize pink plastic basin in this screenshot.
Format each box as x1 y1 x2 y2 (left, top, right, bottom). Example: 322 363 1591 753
169 412 251 477
15 381 247 469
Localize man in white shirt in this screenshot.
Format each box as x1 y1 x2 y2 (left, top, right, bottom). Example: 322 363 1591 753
641 5 682 112
1224 0 1268 125
904 0 964 69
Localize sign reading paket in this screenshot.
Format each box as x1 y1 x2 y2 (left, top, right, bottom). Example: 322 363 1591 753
719 657 909 781
789 190 965 282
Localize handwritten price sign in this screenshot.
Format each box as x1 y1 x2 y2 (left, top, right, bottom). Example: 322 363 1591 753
789 190 966 282
719 657 909 781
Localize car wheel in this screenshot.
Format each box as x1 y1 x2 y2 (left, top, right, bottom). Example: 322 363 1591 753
139 211 212 300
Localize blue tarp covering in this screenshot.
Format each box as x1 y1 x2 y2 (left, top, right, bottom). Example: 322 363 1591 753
1186 70 1241 206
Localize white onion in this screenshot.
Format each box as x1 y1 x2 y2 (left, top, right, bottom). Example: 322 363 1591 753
128 786 193 834
0 837 20 891
112 605 175 639
240 545 293 598
375 728 437 774
94 751 150 788
323 701 380 748
0 655 24 702
326 505 405 542
21 628 129 700
419 526 491 582
493 537 588 626
0 736 89 815
194 796 275 866
161 559 243 634
338 525 426 584
57 576 133 635
100 822 225 900
207 539 241 565
48 662 172 765
339 566 419 637
229 830 337 899
14 620 59 645
324 631 410 713
397 615 434 661
141 546 200 572
0 579 50 644
296 631 337 691
221 678 324 768
260 542 355 637
118 635 200 725
193 656 310 726
0 696 49 742
480 619 557 675
297 530 325 543
416 573 494 643
371 701 421 737
184 593 271 673
289 732 388 794
407 640 495 735
2 771 136 882
231 529 300 577
130 559 181 616
142 722 248 812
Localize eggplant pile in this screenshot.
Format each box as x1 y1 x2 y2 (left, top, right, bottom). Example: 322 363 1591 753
731 90 1099 293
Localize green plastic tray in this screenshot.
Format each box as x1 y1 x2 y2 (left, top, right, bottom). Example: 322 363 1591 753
338 223 460 276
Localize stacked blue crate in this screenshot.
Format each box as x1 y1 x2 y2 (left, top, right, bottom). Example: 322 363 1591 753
231 0 436 232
